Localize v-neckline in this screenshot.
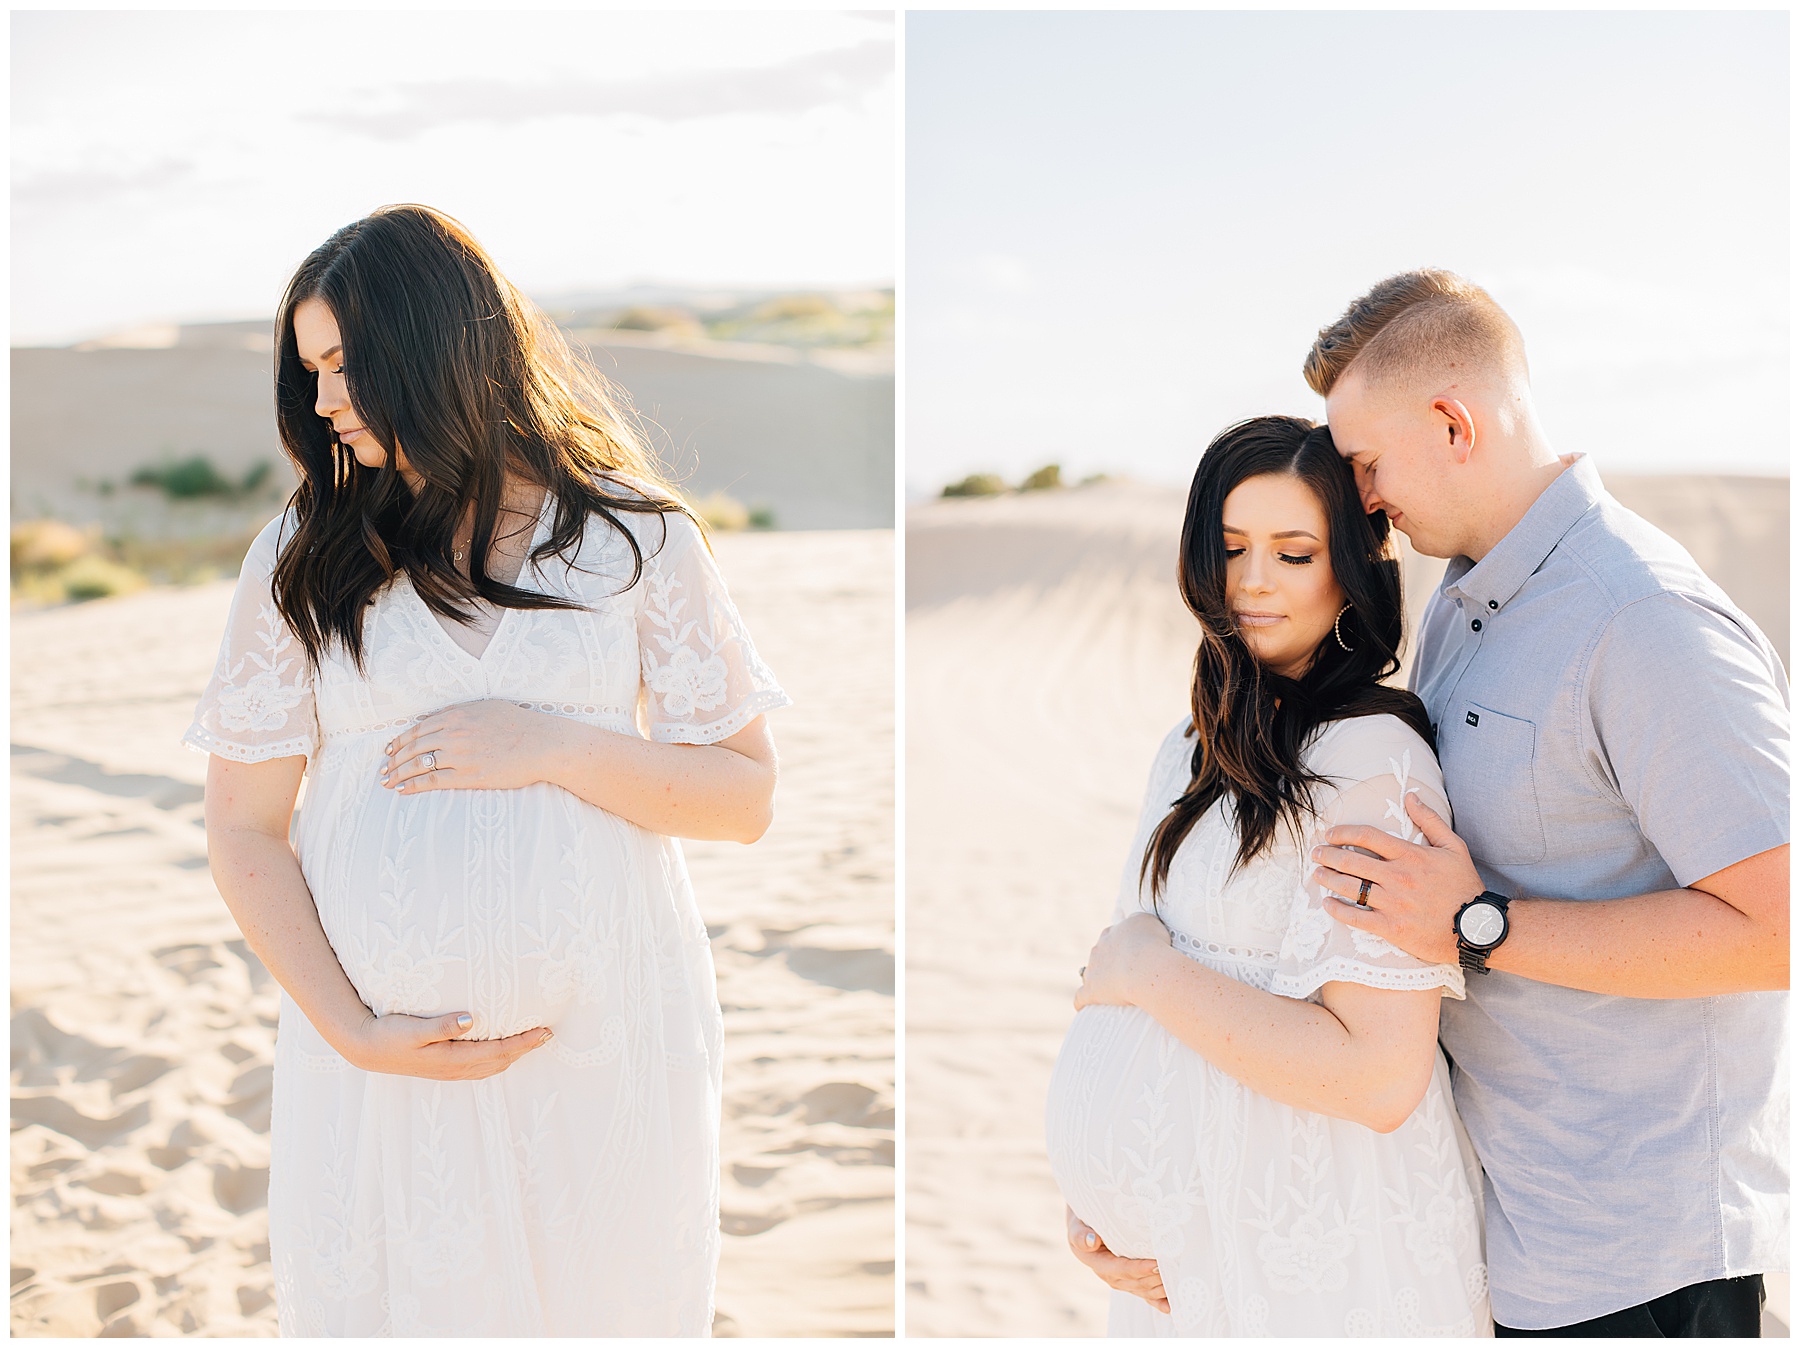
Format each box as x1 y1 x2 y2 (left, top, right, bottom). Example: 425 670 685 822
412 488 554 666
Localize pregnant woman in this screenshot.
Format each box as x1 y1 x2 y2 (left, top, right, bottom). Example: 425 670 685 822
184 205 788 1336
1045 416 1489 1336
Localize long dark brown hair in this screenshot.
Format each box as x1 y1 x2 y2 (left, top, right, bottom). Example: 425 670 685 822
1141 415 1433 898
270 204 688 668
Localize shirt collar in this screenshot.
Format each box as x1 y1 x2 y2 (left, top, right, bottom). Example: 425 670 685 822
1441 454 1603 612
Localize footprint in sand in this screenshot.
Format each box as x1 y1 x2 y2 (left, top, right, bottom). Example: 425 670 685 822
720 1210 787 1236
85 1170 147 1197
210 1162 269 1216
151 944 222 981
797 1081 894 1129
12 1095 152 1151
224 1063 272 1131
781 947 894 996
731 1163 781 1187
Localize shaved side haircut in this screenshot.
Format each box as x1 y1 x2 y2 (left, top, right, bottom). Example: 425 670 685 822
1304 269 1529 398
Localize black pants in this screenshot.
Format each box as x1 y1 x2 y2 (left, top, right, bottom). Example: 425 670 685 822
1494 1275 1765 1337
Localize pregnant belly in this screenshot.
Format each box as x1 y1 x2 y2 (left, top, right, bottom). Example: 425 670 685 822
300 776 705 1049
1046 1005 1240 1261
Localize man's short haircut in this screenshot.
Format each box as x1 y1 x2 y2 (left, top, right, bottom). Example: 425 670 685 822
1303 269 1529 398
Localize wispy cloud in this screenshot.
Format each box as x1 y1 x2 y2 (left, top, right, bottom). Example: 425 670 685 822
13 158 197 210
307 37 892 141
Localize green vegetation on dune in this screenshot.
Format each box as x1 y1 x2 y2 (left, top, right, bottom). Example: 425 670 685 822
942 464 1066 498
129 455 273 500
941 473 1007 498
12 517 262 605
550 290 894 352
686 490 777 533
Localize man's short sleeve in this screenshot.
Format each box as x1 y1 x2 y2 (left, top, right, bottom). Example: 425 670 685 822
1584 591 1789 887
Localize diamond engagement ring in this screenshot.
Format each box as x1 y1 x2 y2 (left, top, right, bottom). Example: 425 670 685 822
422 751 437 772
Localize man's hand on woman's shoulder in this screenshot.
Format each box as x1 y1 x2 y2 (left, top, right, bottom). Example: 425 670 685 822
1310 793 1479 964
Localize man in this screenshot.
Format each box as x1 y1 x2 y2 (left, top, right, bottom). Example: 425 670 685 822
1307 270 1788 1334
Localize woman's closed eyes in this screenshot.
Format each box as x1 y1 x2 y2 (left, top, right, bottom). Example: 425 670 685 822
1223 547 1315 565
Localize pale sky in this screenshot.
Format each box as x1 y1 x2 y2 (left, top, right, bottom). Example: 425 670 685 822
13 10 894 346
907 11 1789 485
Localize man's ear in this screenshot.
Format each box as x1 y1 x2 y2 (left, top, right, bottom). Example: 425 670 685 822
1433 398 1476 463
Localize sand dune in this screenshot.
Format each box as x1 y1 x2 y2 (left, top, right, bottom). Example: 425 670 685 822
11 529 894 1337
10 334 894 531
904 474 1788 1336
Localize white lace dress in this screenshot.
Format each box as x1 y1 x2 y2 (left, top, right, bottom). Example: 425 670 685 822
1045 714 1490 1337
183 493 789 1337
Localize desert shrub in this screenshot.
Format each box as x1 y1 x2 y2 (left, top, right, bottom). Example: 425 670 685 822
131 456 232 497
12 519 95 571
691 491 750 532
751 294 835 322
613 306 704 336
942 473 1007 498
1019 464 1062 491
111 528 264 586
58 555 148 602
129 456 277 499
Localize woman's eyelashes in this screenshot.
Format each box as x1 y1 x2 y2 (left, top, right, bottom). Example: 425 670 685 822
1222 547 1315 566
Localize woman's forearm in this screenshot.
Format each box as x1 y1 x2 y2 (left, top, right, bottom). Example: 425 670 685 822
208 825 375 1052
537 719 776 843
1129 944 1436 1132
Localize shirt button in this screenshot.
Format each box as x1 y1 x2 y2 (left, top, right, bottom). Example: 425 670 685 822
1487 599 1499 610
1471 619 1483 632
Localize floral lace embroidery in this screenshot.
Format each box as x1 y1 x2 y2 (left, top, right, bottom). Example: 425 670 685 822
1245 1116 1367 1294
215 599 310 733
336 809 464 1017
311 1120 380 1300
400 1090 484 1288
641 567 730 718
522 852 622 1009
1099 1034 1204 1256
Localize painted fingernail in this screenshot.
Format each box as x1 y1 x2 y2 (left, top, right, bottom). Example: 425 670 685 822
384 742 394 753
537 1031 554 1046
1085 1232 1097 1248
456 1013 473 1031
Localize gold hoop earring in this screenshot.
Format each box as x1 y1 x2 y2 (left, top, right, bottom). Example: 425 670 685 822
1334 603 1356 652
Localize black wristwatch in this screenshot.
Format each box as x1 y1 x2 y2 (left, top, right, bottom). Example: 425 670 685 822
1453 892 1511 974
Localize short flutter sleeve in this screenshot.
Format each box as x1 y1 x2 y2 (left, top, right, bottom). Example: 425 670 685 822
182 513 320 764
1271 715 1466 1002
635 510 792 745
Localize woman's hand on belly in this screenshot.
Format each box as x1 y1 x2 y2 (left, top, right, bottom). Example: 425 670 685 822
1074 911 1173 1011
343 1007 554 1081
1065 1206 1168 1314
381 699 551 794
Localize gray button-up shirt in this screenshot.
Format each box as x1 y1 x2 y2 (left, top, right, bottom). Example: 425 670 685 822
1413 454 1789 1330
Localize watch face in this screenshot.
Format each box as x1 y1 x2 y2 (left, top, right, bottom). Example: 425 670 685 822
1459 903 1505 947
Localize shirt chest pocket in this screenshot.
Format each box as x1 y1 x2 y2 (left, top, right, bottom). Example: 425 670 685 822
1440 701 1547 865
